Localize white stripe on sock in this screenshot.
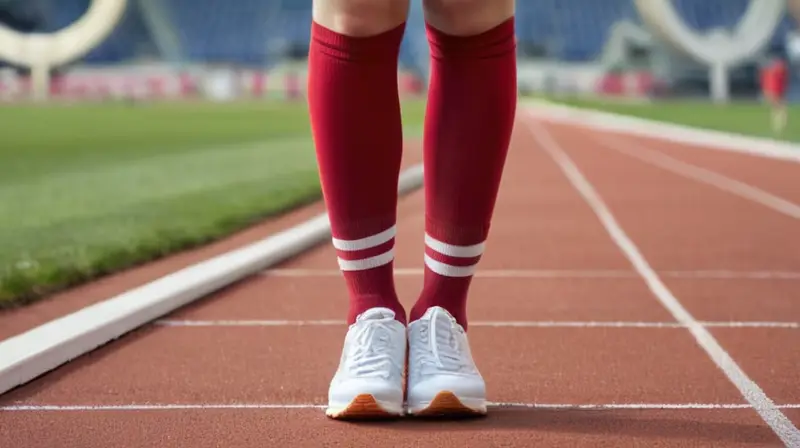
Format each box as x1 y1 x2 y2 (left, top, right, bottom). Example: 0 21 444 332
338 249 395 271
332 225 396 251
424 254 477 277
424 233 485 258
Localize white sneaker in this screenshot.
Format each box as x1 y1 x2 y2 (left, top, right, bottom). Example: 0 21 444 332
326 307 406 419
406 306 487 417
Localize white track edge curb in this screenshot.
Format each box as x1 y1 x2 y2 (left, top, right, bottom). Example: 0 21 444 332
0 163 425 396
524 99 800 163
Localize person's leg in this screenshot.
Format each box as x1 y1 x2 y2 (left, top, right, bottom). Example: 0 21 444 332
406 0 517 417
772 97 788 134
309 0 411 420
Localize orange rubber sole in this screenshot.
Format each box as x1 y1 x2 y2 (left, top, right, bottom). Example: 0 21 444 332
325 394 401 420
410 391 487 418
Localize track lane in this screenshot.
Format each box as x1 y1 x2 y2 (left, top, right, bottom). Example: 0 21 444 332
602 130 800 205
539 119 800 444
1 117 790 447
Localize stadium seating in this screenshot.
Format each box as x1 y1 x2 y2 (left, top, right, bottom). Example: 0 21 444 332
514 0 794 61
28 0 797 65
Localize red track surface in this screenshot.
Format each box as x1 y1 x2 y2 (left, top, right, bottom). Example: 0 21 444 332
2 113 799 446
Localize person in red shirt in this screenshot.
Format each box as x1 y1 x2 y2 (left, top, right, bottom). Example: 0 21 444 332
760 56 789 134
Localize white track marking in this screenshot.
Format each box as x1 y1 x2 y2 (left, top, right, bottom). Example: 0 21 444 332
259 268 800 279
492 403 800 410
662 270 800 280
156 319 347 327
597 135 800 220
152 320 799 329
3 402 799 412
261 268 637 277
524 115 800 446
703 322 799 328
524 99 800 162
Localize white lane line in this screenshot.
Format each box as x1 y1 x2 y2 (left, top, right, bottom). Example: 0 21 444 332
156 319 346 327
0 404 326 411
597 135 800 220
152 320 800 329
259 268 800 279
524 115 800 446
701 322 799 329
523 99 800 163
662 270 800 280
494 403 800 410
260 268 638 278
3 402 799 412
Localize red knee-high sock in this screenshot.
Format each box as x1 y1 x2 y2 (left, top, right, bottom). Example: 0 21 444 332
410 18 517 330
307 22 407 325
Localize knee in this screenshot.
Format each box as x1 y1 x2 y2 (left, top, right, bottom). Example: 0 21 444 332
423 0 514 36
313 0 409 36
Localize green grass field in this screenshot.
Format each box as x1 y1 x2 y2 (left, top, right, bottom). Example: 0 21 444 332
536 95 800 143
0 99 427 308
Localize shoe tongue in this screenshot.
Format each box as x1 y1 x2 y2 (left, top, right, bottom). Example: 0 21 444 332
424 306 453 322
357 307 396 321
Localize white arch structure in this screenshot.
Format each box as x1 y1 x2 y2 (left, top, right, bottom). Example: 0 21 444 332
0 0 127 101
633 0 786 102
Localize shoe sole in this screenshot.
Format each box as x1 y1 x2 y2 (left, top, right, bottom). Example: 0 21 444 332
326 394 403 420
407 391 487 418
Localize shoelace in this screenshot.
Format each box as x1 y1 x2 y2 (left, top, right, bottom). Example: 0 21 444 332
416 308 468 373
348 320 400 377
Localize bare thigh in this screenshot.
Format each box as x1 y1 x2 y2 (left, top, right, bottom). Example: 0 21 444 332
312 0 410 36
423 0 515 35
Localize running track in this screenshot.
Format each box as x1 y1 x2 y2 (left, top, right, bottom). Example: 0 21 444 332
1 110 799 447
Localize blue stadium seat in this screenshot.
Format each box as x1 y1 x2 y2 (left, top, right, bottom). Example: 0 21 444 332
164 0 278 64
517 0 637 61
36 0 795 65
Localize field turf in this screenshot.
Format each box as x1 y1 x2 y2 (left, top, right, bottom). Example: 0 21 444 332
0 100 426 308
